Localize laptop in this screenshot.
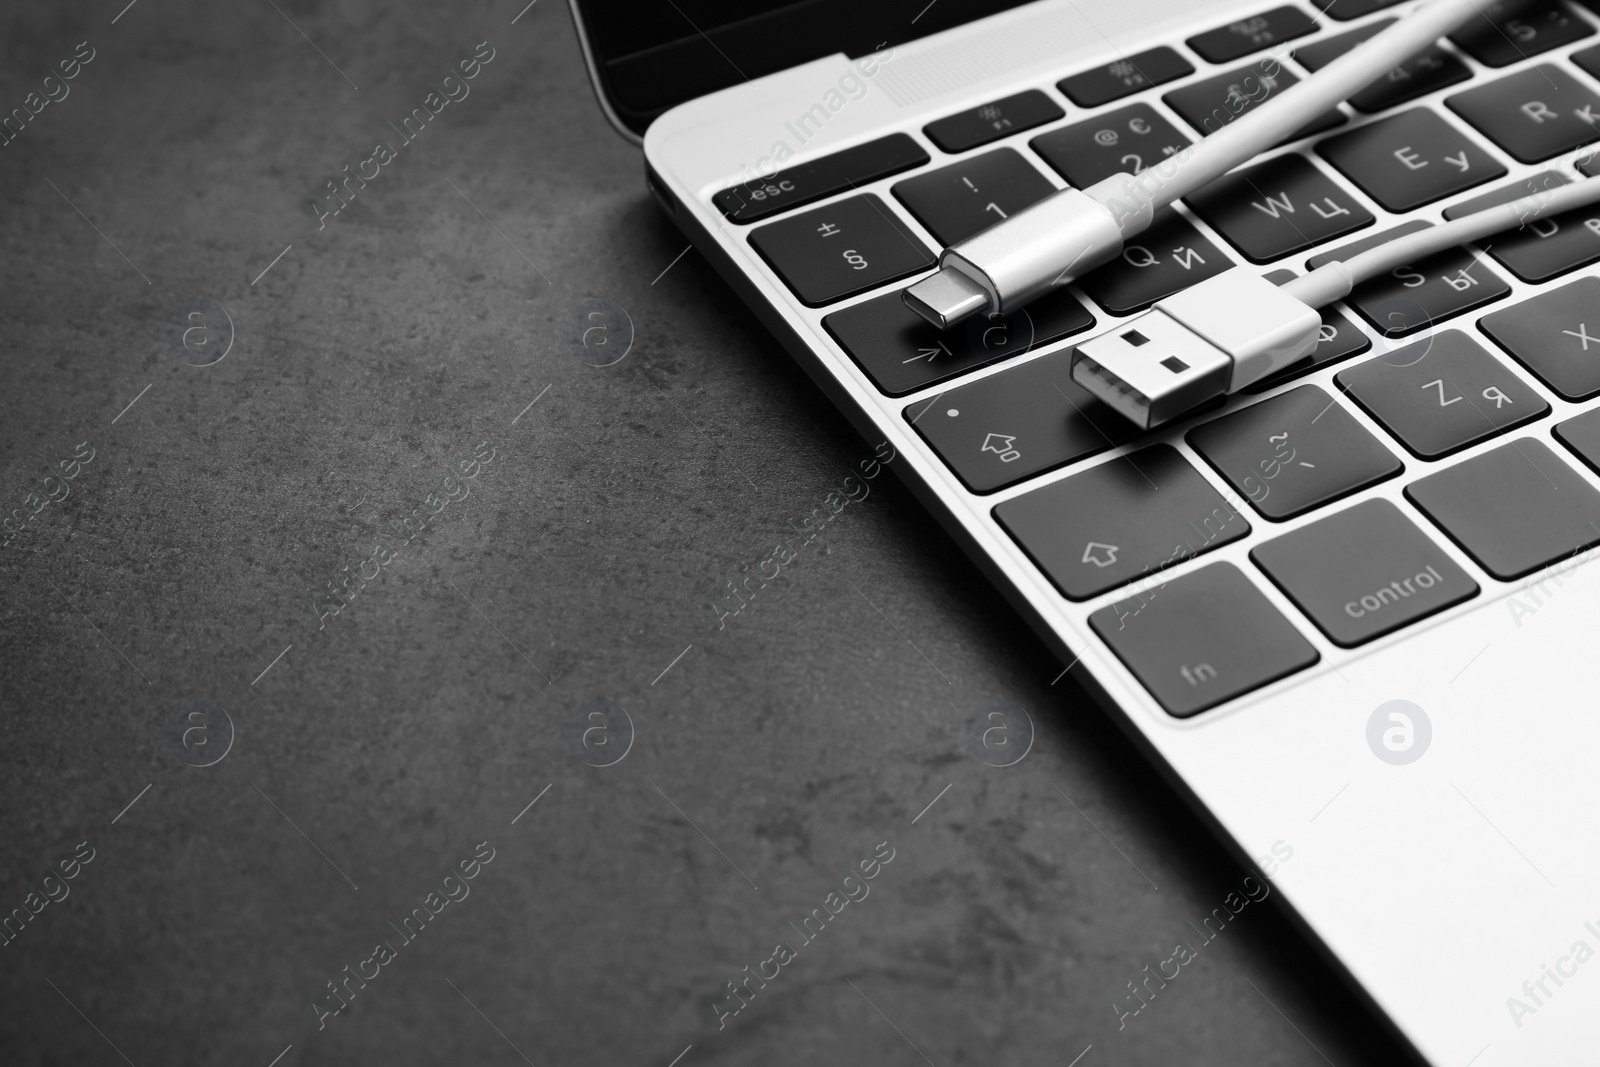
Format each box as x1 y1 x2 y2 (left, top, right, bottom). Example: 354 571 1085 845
569 0 1600 1061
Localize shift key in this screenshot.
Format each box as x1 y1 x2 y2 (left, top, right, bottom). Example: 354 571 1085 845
994 444 1250 600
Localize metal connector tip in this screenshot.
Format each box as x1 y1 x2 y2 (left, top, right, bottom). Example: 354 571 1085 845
903 269 990 329
1072 356 1154 431
1069 310 1233 431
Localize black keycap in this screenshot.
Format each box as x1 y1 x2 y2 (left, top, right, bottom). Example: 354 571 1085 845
1581 150 1600 178
1245 270 1373 392
1449 0 1594 68
1074 208 1233 315
994 444 1249 601
923 90 1065 154
1307 222 1512 337
1188 385 1401 520
1056 47 1194 108
1294 18 1389 68
1336 330 1549 458
1406 438 1600 579
904 348 1134 492
1089 562 1318 717
1447 66 1600 164
713 134 928 223
1293 19 1471 114
1553 406 1600 472
1316 0 1404 20
1185 154 1373 263
1574 42 1600 83
748 195 934 307
1443 172 1600 283
1188 7 1319 64
826 286 1095 397
1251 499 1478 646
1479 277 1600 399
891 148 1058 246
1164 59 1345 141
1317 109 1505 212
1029 104 1190 189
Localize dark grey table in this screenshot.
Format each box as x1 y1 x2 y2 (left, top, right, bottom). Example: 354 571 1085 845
0 1 1411 1063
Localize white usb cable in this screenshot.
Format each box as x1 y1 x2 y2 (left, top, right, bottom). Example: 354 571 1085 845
903 0 1488 329
1069 176 1600 429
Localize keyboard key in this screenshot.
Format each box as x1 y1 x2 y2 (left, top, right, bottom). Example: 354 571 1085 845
923 91 1065 154
1074 208 1233 315
748 195 934 306
1188 7 1319 64
1293 18 1390 69
1056 47 1194 108
1449 0 1594 67
1185 154 1373 263
1165 60 1345 142
1029 104 1190 189
1089 562 1318 717
1336 330 1549 458
1317 0 1404 20
1251 499 1478 646
1406 438 1600 579
905 348 1134 492
994 444 1249 601
713 134 928 223
891 148 1058 246
826 285 1095 397
1308 222 1512 337
1316 109 1505 212
1581 150 1600 178
1443 172 1600 283
1447 66 1600 163
1188 385 1402 520
1293 19 1471 114
1479 277 1600 399
1245 270 1373 392
1574 42 1600 82
1553 406 1600 472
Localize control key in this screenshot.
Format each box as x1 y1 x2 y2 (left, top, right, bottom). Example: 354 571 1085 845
1251 498 1477 646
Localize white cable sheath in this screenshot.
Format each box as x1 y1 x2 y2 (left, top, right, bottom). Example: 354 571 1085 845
1085 0 1487 230
1284 175 1600 305
906 0 1491 326
1068 174 1600 427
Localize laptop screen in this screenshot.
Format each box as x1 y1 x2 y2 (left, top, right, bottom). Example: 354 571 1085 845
573 0 1039 135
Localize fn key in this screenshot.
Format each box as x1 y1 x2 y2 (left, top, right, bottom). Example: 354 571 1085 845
1090 563 1319 717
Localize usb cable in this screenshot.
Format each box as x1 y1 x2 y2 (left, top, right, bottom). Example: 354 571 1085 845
902 0 1488 329
1069 176 1600 428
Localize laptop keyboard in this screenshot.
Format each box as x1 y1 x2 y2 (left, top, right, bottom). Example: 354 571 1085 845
712 0 1600 716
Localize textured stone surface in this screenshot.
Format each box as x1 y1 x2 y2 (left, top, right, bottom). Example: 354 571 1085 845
0 1 1412 1064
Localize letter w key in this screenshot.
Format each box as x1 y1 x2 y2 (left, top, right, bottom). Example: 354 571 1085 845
1250 191 1294 218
